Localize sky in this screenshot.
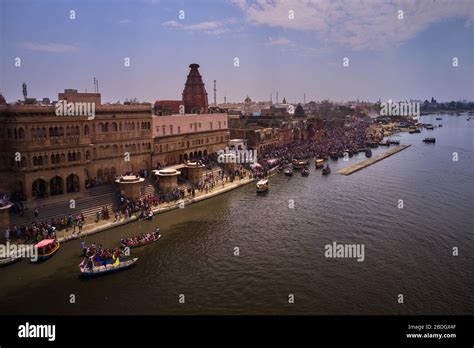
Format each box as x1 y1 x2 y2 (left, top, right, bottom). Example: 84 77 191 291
0 0 473 104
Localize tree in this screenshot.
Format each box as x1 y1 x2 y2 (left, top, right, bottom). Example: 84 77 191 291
294 103 305 117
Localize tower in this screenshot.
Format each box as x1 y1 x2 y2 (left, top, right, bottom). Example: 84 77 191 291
213 80 217 106
22 82 27 100
182 63 209 114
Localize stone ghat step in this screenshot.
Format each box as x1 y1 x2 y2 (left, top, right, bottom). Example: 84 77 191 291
9 187 119 226
337 144 411 176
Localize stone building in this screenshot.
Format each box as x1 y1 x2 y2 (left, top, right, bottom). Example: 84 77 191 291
0 90 153 204
152 113 230 165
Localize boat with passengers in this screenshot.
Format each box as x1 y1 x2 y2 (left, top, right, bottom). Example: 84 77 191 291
120 228 161 249
31 239 60 263
79 256 138 277
256 179 269 193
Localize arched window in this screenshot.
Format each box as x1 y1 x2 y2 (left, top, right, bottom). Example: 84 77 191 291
31 128 37 139
84 125 90 135
86 150 91 160
49 127 54 137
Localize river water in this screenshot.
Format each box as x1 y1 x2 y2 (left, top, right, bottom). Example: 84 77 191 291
1 113 473 315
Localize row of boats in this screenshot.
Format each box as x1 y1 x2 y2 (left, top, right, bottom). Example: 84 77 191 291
0 229 163 277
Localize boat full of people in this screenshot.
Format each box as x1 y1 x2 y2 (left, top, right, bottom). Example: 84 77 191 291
31 239 60 263
256 179 269 193
79 255 138 277
120 228 161 249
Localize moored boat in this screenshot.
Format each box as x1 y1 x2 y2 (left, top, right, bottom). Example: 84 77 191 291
292 159 308 170
31 239 60 263
388 140 400 145
378 141 390 146
435 117 442 120
425 124 434 130
365 149 372 158
0 256 22 267
438 124 443 127
283 166 294 176
120 229 161 249
423 137 436 143
79 257 138 277
256 179 269 193
315 159 325 169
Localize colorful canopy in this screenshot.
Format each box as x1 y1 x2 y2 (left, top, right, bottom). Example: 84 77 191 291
35 239 55 248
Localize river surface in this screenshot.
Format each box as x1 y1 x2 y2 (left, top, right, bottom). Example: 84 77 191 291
1 113 473 315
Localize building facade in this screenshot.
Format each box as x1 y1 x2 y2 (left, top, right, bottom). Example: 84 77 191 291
0 90 153 204
152 113 230 165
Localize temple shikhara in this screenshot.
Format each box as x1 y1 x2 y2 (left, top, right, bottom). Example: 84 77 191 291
182 64 209 114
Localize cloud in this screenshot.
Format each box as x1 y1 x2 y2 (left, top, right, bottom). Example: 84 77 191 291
233 0 474 50
265 37 291 46
163 18 237 35
20 42 79 53
118 19 131 25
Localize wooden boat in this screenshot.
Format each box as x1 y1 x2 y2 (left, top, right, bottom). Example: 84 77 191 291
387 140 400 145
378 141 390 146
322 166 331 175
423 137 436 143
79 257 138 277
120 229 161 249
425 124 434 130
31 239 60 263
256 179 269 193
365 149 372 158
292 159 308 170
409 127 421 134
315 159 325 169
0 256 21 267
367 142 379 148
283 167 294 176
301 167 310 177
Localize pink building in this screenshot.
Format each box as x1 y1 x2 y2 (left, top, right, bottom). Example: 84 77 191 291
152 113 228 137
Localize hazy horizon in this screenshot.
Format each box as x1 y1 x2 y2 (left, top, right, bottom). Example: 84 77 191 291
1 0 473 104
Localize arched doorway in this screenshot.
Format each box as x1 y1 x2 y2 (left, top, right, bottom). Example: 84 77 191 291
66 174 80 193
198 150 202 157
49 176 64 195
97 169 103 182
104 168 110 182
32 179 47 199
203 149 207 156
183 153 188 161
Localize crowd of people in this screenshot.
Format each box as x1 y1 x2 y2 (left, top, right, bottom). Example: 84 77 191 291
3 213 86 245
256 120 374 166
